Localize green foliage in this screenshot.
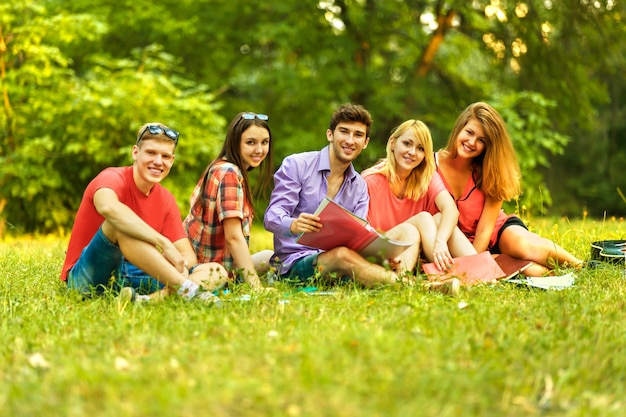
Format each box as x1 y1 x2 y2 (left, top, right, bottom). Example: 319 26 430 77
1 0 625 234
0 2 224 233
491 92 570 215
2 218 626 416
485 0 626 216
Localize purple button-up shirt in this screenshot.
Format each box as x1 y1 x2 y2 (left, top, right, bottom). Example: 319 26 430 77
264 146 370 274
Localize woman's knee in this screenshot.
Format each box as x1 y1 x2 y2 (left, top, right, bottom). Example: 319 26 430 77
190 262 229 290
407 211 434 228
386 222 418 242
251 249 274 274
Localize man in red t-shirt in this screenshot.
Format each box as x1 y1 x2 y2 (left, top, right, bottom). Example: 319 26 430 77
61 123 228 301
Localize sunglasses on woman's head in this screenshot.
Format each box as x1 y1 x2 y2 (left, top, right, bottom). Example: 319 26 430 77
241 112 269 121
136 125 180 145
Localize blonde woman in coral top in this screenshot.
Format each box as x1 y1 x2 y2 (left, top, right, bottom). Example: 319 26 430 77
362 119 475 273
435 102 583 276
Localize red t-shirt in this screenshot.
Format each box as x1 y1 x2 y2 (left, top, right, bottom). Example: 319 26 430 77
60 166 186 280
362 171 446 232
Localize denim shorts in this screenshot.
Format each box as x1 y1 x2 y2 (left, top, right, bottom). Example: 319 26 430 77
67 227 164 295
281 253 352 285
281 253 320 284
114 261 165 294
67 227 123 295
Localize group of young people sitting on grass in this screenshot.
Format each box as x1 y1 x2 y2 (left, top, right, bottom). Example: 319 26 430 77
60 102 584 302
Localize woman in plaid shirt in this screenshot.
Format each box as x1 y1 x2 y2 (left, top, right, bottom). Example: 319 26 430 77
184 112 274 290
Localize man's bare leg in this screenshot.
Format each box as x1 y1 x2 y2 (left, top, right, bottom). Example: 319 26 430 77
317 247 401 287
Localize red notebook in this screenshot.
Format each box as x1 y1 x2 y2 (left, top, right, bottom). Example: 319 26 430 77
422 252 532 285
295 198 415 261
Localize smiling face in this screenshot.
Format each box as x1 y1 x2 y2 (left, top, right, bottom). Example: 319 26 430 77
240 124 270 170
391 131 426 177
327 121 370 166
455 119 486 159
132 139 176 194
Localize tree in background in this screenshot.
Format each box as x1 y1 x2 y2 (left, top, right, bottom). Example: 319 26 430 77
473 0 626 216
0 1 224 234
1 0 624 234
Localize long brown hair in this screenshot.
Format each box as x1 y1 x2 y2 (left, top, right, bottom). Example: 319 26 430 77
195 113 274 216
441 102 521 201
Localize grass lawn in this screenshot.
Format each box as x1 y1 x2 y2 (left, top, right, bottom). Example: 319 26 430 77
2 216 626 417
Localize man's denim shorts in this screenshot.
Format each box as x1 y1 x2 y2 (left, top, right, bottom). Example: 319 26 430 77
115 261 164 294
281 253 320 284
67 227 163 295
281 253 352 285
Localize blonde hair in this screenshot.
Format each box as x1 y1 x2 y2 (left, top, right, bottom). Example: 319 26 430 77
441 102 521 201
367 119 434 200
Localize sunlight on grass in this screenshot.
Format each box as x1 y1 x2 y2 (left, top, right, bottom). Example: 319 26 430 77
2 218 626 416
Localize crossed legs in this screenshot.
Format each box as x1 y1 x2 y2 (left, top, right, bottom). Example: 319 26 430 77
316 247 401 287
105 222 228 294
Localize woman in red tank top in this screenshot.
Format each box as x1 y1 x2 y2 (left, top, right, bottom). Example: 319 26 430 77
436 102 583 276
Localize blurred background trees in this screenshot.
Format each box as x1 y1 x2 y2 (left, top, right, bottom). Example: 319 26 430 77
1 0 624 234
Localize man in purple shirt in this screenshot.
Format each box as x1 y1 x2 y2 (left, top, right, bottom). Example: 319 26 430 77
264 104 406 287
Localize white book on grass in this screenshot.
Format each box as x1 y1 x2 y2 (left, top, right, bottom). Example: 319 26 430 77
503 272 575 290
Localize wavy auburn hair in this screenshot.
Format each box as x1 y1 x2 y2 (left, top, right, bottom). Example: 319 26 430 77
441 102 521 201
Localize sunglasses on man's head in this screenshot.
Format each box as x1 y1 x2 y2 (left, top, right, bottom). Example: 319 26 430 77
241 112 269 121
136 125 180 145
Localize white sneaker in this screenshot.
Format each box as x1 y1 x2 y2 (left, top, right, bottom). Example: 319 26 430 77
195 291 222 307
117 287 136 307
117 287 149 304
